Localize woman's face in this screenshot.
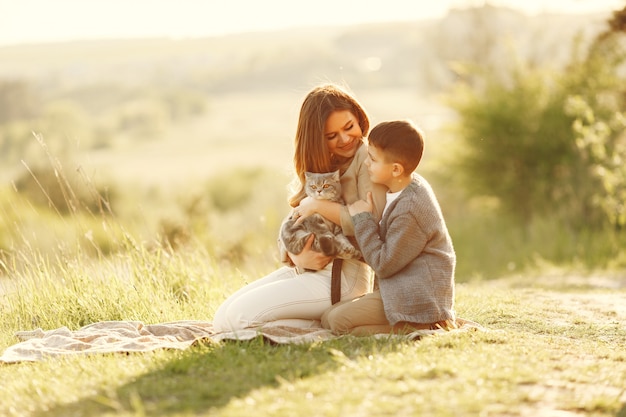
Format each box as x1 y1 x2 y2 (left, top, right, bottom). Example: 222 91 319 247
324 110 362 159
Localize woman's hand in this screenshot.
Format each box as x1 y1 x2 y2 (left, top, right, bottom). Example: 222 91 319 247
288 234 332 271
292 196 316 225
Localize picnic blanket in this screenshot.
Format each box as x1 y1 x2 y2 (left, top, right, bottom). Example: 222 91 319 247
0 319 483 364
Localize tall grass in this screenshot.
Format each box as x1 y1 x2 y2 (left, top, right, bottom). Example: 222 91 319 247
0 140 256 347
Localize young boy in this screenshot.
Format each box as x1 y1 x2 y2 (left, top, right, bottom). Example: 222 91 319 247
321 119 457 335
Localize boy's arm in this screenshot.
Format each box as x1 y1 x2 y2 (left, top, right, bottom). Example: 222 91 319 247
352 206 427 279
348 192 374 216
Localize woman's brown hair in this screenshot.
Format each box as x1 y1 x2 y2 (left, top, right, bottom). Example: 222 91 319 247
288 84 369 207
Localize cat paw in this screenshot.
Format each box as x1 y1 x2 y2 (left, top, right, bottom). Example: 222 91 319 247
318 236 335 256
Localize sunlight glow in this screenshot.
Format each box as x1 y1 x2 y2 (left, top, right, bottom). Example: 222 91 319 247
0 0 623 46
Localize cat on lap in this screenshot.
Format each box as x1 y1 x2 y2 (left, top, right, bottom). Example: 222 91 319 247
280 171 361 261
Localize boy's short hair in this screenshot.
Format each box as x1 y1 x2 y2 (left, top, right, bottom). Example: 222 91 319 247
367 119 424 174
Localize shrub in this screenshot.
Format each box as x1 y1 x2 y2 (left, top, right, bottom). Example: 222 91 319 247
446 17 625 231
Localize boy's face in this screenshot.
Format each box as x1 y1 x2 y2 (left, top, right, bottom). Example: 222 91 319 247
365 145 395 189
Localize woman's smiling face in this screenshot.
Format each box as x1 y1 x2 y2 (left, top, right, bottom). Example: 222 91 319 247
324 110 362 159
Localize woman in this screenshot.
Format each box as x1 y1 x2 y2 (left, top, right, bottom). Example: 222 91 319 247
212 83 387 332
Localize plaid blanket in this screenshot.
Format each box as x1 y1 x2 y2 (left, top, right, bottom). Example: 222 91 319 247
0 319 483 364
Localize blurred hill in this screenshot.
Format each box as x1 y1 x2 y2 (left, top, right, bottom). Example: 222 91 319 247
0 5 614 187
0 6 610 94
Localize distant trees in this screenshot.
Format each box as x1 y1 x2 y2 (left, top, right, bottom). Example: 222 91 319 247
0 77 209 225
447 6 626 231
0 80 208 175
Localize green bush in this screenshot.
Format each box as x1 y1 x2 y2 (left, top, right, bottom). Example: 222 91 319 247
439 11 626 275
13 163 117 217
447 62 576 226
446 22 625 232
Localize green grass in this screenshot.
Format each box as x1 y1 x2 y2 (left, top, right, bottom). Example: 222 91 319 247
1 241 625 416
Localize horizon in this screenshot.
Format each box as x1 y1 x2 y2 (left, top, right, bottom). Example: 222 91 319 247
1 0 623 47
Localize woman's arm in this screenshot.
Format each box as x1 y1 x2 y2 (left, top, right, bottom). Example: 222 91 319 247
295 197 341 225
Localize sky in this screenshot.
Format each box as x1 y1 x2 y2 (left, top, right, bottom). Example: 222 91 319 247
0 0 624 46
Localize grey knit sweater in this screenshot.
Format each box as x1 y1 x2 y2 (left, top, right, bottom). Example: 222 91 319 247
352 174 456 325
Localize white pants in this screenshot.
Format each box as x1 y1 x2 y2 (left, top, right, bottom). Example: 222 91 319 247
212 259 372 332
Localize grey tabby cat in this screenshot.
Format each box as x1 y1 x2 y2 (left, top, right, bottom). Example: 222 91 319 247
280 170 362 260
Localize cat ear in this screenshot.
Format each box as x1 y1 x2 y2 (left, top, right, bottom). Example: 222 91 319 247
331 170 340 181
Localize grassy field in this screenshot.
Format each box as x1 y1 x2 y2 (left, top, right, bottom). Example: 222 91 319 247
0 243 624 416
1 88 625 416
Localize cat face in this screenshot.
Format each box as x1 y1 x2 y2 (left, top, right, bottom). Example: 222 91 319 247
304 171 341 201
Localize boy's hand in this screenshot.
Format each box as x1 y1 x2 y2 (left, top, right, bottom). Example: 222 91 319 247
348 192 373 216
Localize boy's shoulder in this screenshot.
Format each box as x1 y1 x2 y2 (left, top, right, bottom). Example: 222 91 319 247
411 172 429 185
407 174 433 194
400 175 439 208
